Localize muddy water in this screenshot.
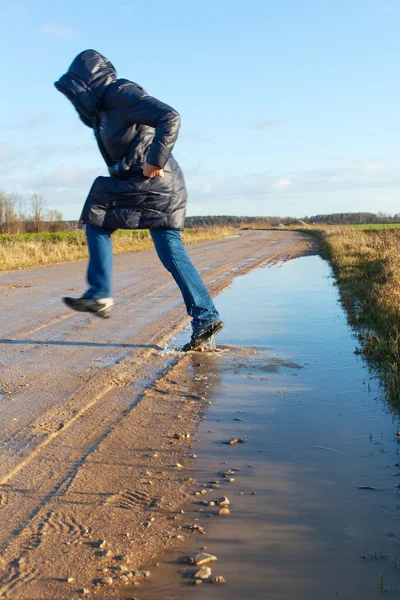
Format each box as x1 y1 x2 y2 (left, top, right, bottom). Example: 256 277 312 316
127 256 400 599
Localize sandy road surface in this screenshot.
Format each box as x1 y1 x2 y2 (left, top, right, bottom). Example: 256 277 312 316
0 231 314 598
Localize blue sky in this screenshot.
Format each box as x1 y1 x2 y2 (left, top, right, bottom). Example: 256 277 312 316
1 0 399 219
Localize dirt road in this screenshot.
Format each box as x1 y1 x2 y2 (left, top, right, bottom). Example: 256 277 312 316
0 230 314 598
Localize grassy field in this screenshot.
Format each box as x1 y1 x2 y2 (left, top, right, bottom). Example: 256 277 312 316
301 225 400 403
351 223 400 230
0 226 235 272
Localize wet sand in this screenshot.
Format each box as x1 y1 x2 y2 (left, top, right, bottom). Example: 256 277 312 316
0 231 314 598
127 257 400 600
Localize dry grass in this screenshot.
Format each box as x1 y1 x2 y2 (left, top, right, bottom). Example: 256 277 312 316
0 226 235 272
300 225 400 402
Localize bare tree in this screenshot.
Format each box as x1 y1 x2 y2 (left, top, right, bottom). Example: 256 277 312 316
15 194 26 232
3 193 19 234
29 193 47 233
0 190 6 233
47 209 64 232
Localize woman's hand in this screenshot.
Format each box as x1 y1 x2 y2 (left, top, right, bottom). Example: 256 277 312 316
142 162 164 178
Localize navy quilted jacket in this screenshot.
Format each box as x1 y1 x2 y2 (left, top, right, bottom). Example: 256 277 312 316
55 50 187 230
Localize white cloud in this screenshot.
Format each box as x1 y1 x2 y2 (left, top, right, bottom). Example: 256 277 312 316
0 115 49 131
272 178 291 190
40 24 76 39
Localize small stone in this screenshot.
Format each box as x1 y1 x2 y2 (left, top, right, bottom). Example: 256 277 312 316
195 491 201 496
209 501 215 507
212 575 226 584
97 549 112 557
176 463 183 469
99 577 113 586
217 497 230 506
221 470 235 477
115 565 128 572
174 433 185 440
228 478 235 482
191 454 198 459
217 507 230 516
120 575 130 583
194 566 212 580
66 577 74 583
79 589 90 596
187 552 217 566
193 579 202 585
98 539 106 549
132 570 150 578
251 491 257 495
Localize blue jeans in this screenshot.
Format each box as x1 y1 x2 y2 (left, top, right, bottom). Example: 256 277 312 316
85 224 220 328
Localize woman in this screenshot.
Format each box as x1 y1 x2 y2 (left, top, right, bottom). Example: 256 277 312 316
55 49 223 351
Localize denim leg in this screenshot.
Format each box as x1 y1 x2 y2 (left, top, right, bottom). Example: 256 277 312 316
85 224 115 299
151 229 220 328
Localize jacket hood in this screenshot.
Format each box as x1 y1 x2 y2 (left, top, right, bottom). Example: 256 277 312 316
54 49 117 126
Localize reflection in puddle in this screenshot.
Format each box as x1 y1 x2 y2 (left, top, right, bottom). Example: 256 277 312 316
128 256 400 600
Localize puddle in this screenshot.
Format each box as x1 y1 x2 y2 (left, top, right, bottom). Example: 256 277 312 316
124 256 400 599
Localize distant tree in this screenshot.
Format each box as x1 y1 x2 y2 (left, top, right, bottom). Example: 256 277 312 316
3 193 19 233
29 193 47 233
47 209 64 232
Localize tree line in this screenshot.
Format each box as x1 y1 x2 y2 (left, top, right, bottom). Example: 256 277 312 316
1 189 399 233
0 191 64 234
185 212 400 227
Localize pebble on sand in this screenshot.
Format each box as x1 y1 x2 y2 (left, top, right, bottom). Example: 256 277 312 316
132 570 151 578
217 496 230 506
66 577 74 584
212 575 226 584
98 577 113 586
187 552 217 566
217 507 230 516
194 566 212 580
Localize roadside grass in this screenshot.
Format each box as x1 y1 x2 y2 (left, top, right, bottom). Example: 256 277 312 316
351 223 400 230
0 226 235 272
299 225 400 403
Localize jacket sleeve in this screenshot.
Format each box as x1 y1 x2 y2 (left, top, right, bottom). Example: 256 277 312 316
119 83 181 169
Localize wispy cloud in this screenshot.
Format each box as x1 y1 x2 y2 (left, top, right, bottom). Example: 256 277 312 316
252 118 285 129
272 178 291 190
39 24 76 39
0 115 48 131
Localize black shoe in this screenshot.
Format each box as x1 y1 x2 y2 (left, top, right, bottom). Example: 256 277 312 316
62 296 114 318
182 320 224 352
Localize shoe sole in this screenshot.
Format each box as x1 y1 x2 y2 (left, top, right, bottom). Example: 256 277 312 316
182 321 224 352
62 298 112 319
